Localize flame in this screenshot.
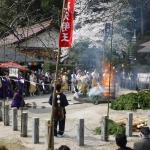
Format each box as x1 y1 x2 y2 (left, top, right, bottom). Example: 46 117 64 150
100 61 114 98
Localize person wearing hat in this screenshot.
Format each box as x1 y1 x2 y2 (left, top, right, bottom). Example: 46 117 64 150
133 127 150 150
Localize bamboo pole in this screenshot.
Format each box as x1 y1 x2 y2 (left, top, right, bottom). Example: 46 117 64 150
107 14 114 117
47 0 67 149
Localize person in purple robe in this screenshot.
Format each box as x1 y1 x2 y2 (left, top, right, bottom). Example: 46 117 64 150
11 87 25 109
16 72 26 96
3 72 12 98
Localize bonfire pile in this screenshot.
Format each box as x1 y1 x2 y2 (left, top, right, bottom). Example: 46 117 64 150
115 116 147 132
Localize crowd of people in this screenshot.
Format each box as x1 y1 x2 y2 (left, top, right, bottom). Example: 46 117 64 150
0 67 138 109
0 67 101 98
0 67 138 99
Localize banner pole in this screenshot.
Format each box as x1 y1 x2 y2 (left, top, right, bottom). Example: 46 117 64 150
47 0 67 149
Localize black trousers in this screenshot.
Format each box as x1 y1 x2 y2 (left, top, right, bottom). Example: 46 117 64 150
54 116 66 136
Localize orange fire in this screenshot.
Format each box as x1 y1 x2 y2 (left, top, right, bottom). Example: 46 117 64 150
100 62 114 98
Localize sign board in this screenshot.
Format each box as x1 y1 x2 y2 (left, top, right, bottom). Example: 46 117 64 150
137 73 150 83
9 67 19 78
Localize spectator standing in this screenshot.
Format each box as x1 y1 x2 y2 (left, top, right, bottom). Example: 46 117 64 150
91 69 99 87
115 133 133 150
133 127 150 150
66 70 71 91
61 72 68 93
45 70 50 83
86 72 92 89
71 71 77 93
29 71 37 96
120 69 127 88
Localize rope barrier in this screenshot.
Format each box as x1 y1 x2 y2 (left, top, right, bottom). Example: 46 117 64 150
84 125 95 132
54 124 77 133
0 75 52 86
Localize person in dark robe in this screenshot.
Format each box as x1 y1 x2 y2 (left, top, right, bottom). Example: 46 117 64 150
48 83 69 137
11 87 25 109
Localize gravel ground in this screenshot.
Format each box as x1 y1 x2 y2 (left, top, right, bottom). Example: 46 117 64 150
0 89 146 150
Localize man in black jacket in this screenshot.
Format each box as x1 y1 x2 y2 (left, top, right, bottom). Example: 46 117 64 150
133 127 150 150
49 84 69 137
115 133 133 150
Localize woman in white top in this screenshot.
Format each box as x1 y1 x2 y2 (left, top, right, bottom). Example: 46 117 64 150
29 71 37 96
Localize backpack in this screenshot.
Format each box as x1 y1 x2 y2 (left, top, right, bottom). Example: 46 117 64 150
53 94 64 121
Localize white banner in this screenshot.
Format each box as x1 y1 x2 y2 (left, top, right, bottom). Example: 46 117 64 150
137 73 150 83
9 67 19 78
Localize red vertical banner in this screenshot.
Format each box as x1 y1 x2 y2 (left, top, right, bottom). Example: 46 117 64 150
59 0 75 47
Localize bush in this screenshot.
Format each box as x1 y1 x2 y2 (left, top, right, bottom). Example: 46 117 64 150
94 119 125 136
110 91 150 110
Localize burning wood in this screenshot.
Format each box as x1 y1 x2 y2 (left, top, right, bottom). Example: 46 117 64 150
101 62 115 98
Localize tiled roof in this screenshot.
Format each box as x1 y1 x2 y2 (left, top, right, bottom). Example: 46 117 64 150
0 20 52 46
138 41 150 53
0 46 44 62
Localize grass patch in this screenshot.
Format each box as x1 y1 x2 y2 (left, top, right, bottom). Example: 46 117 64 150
0 138 28 150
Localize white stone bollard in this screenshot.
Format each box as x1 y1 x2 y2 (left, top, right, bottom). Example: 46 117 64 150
12 107 18 131
4 105 9 126
32 117 39 144
21 112 28 137
101 116 109 141
0 101 2 121
126 112 133 137
45 119 50 147
147 110 150 128
77 118 84 146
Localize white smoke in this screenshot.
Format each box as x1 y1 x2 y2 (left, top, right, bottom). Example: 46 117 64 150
88 84 104 97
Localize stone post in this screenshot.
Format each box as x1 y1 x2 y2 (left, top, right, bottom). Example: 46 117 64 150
101 116 109 141
126 112 133 137
4 105 9 126
0 101 2 121
32 117 39 144
12 107 18 131
77 118 84 146
147 110 150 128
21 112 28 137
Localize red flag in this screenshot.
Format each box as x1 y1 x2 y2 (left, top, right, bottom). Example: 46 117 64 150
59 0 75 47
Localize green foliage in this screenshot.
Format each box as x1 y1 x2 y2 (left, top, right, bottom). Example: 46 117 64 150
89 95 103 101
110 91 150 110
94 119 125 136
41 0 63 11
0 0 62 37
